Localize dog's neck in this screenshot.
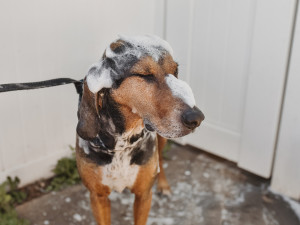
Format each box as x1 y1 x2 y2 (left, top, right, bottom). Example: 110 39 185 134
78 90 157 166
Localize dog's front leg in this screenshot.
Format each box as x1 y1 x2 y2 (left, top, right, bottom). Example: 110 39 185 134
90 192 111 225
133 190 152 225
157 135 171 195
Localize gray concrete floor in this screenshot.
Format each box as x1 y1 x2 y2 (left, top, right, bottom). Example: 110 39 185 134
16 144 300 225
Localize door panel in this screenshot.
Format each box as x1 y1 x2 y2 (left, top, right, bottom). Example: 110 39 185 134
238 0 297 177
165 0 296 177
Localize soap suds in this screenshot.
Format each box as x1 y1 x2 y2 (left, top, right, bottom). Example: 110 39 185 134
86 35 174 94
282 195 300 221
101 149 140 193
73 213 83 222
86 65 113 94
269 188 300 221
118 34 174 61
78 137 89 154
165 74 196 108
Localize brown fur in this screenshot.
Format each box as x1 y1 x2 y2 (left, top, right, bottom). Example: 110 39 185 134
157 135 171 195
109 40 125 51
130 54 177 76
131 139 159 225
76 138 112 224
76 82 100 140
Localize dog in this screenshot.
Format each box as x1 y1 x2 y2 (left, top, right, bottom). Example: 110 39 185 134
75 35 204 225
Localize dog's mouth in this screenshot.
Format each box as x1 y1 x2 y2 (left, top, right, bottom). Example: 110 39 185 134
87 136 107 151
143 118 187 139
143 113 202 139
143 119 155 132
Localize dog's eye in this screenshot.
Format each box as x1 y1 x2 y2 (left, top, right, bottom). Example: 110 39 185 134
133 74 156 82
174 67 178 77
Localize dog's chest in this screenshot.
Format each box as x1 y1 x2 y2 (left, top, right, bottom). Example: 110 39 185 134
101 149 139 193
101 132 157 192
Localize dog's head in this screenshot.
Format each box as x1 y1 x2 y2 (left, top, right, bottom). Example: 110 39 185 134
77 35 204 140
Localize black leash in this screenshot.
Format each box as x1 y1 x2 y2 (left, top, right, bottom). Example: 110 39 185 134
0 78 83 95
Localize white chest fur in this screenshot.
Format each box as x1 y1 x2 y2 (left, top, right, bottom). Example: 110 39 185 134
101 149 140 193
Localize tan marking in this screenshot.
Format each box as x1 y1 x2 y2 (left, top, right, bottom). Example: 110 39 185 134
130 54 178 77
161 54 178 76
76 137 108 194
130 56 162 76
131 145 158 194
94 92 100 115
109 40 124 51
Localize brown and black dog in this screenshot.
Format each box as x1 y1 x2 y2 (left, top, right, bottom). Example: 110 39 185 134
75 35 204 225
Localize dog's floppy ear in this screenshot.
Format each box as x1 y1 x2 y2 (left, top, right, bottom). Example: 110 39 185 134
77 40 126 139
76 80 101 140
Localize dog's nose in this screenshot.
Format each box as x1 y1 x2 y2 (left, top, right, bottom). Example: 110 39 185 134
181 107 205 129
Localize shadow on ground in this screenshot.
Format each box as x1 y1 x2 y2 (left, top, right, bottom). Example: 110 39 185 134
16 144 300 225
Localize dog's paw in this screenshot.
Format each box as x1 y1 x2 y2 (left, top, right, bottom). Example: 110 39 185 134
158 187 171 196
157 183 172 196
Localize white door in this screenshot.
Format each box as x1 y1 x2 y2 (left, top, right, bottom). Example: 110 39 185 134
165 0 297 178
271 0 300 199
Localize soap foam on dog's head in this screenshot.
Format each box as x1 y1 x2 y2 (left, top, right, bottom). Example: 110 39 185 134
86 35 174 94
118 34 174 61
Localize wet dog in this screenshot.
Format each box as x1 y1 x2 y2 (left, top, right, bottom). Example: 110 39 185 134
75 35 204 225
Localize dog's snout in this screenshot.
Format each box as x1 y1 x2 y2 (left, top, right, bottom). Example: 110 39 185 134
181 107 205 130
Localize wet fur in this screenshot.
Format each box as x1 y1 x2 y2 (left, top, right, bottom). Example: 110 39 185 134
75 35 199 225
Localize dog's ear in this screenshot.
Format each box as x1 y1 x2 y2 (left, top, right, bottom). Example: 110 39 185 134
77 40 126 139
76 80 101 140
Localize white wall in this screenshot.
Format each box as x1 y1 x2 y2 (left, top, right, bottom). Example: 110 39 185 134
0 0 161 186
271 1 300 200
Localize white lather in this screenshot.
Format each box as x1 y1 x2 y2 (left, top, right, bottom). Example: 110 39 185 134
165 74 196 108
101 131 156 193
101 150 140 193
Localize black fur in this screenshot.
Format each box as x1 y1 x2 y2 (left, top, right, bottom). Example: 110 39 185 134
100 90 125 134
130 133 156 165
129 130 145 144
86 148 114 166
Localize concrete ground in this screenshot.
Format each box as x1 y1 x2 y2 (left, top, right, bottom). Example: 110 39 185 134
16 143 300 225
